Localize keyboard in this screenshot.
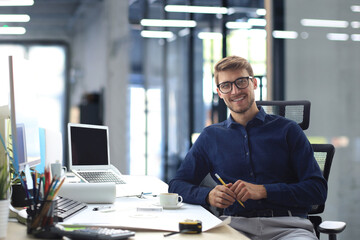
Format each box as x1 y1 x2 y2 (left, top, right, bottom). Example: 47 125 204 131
56 196 88 222
77 171 126 184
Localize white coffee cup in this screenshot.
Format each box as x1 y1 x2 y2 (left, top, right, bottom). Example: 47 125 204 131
51 162 67 178
159 193 183 207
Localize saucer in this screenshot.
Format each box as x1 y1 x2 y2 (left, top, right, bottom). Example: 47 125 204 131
153 202 183 209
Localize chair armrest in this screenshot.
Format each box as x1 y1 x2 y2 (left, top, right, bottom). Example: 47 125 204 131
318 221 346 235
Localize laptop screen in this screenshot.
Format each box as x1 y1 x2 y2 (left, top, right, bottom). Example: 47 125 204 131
68 124 109 166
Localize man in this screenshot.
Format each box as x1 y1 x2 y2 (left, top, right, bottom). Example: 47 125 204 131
168 56 327 239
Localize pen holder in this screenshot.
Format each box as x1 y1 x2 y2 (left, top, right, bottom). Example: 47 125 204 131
26 199 61 239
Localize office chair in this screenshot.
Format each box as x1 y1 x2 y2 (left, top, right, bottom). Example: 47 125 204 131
257 100 346 239
256 100 311 130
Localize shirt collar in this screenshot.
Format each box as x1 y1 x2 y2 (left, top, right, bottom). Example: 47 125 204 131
225 106 266 128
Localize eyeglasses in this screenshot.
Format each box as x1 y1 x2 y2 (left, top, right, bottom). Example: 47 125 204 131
217 76 253 94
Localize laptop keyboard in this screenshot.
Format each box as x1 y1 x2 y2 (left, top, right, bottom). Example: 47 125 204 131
56 196 87 222
77 171 126 184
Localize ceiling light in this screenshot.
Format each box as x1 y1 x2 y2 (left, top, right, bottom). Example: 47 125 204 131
351 34 360 41
140 19 196 28
141 30 174 39
272 30 298 39
0 0 33 6
256 9 266 16
0 26 26 34
351 21 360 28
165 5 227 14
326 33 349 41
0 14 30 22
226 21 251 29
301 19 349 28
350 5 360 12
248 18 266 27
197 32 222 40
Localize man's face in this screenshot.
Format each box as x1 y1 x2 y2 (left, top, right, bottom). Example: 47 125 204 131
216 69 257 115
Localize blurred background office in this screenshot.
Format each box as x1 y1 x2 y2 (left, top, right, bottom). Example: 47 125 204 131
0 0 359 238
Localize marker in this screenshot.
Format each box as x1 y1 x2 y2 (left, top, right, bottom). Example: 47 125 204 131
93 206 112 211
215 173 245 208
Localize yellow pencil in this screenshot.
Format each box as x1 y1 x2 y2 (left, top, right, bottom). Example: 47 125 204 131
215 173 245 208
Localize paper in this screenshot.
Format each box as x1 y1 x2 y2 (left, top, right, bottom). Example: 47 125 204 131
36 128 62 174
44 129 63 165
211 216 231 229
61 197 229 232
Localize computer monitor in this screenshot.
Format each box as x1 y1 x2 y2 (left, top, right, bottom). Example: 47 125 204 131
7 55 41 173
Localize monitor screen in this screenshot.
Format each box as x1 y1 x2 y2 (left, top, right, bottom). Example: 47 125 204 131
8 56 41 172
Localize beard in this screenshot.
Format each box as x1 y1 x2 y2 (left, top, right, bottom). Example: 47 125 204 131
225 94 255 114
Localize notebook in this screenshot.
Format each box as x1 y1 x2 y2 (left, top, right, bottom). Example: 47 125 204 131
67 123 126 185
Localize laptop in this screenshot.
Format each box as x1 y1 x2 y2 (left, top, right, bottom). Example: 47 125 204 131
67 123 169 198
67 123 126 185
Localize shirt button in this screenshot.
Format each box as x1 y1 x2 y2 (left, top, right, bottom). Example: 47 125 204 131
246 152 249 155
250 172 254 176
244 135 247 138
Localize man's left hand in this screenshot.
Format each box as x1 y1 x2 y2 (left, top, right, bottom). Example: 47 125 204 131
230 180 267 202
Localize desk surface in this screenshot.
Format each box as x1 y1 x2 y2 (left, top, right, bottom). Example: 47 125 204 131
7 175 250 239
7 220 250 240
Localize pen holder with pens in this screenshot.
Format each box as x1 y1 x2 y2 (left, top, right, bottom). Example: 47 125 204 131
26 199 61 239
22 170 66 239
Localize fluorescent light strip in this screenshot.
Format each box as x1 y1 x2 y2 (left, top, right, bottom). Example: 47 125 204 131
351 34 360 41
301 19 349 28
140 19 196 28
326 33 349 41
0 26 26 34
141 30 174 39
351 21 360 29
248 18 266 27
0 14 30 22
0 0 33 6
256 9 266 16
165 5 227 14
226 21 251 29
198 32 222 40
272 30 298 39
351 5 360 12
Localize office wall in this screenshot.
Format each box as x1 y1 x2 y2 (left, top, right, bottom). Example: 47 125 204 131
284 0 360 238
70 0 130 173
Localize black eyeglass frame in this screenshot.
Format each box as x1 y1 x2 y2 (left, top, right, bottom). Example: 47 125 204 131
217 76 253 94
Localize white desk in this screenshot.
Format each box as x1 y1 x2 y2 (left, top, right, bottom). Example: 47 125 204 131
7 175 250 239
7 220 250 240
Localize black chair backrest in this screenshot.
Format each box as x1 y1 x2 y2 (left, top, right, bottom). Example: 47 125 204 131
256 100 311 130
309 143 335 214
256 100 334 215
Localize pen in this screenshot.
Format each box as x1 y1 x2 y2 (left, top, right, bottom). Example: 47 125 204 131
215 173 245 208
93 206 112 211
44 166 51 195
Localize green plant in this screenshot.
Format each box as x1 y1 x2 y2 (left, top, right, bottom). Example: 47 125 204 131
0 120 18 199
0 159 10 200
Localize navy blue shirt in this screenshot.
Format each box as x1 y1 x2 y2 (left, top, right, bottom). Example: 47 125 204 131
168 107 327 216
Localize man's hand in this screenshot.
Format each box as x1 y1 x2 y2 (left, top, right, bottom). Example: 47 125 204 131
230 180 267 202
207 184 236 208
